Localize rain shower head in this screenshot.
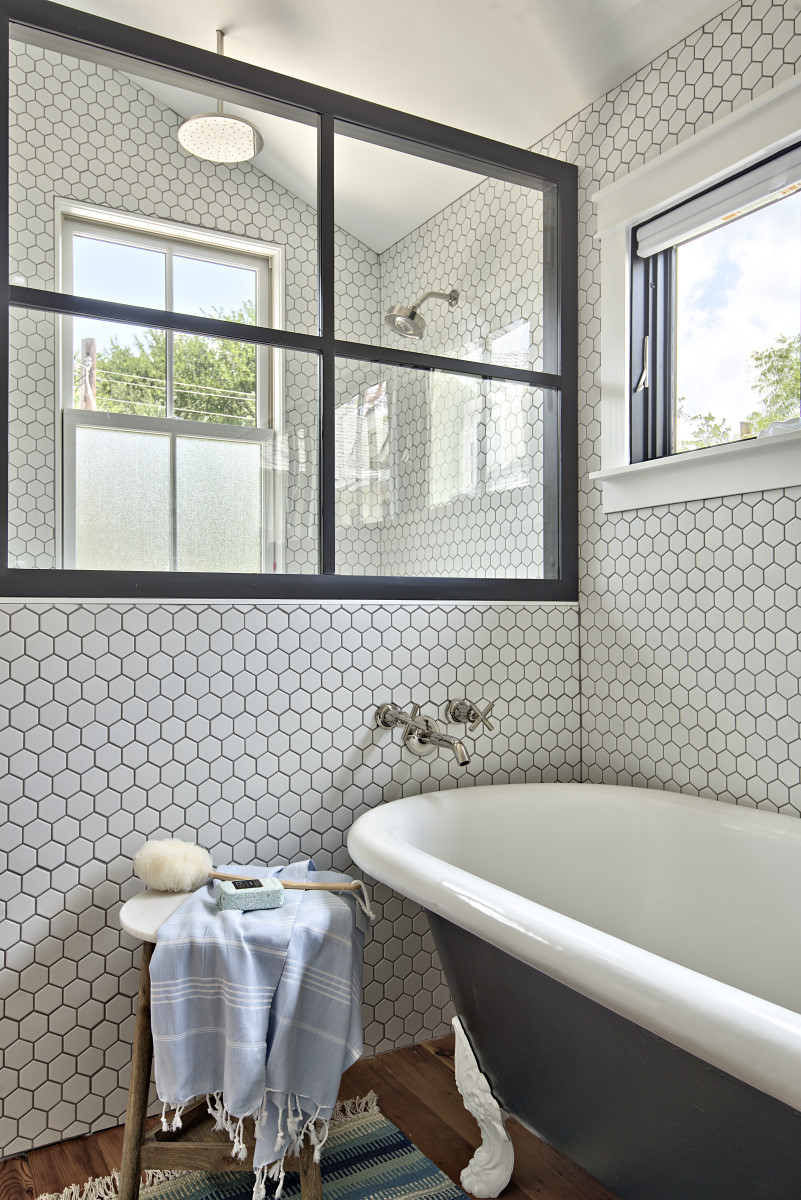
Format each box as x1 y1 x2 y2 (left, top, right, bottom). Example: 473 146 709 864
384 288 459 340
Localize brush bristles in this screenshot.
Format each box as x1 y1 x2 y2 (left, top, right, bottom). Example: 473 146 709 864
133 839 213 893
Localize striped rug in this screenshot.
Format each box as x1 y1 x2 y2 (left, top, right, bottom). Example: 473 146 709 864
36 1097 468 1200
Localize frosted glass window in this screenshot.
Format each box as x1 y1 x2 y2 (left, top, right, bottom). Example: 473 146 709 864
175 436 262 573
74 426 170 570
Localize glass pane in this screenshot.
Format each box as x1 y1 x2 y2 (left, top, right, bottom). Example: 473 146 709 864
9 309 57 569
175 436 262 573
72 318 167 418
73 236 166 309
172 332 256 426
334 132 551 371
10 34 318 334
73 426 171 571
675 191 801 452
10 310 319 576
173 256 258 324
336 358 545 579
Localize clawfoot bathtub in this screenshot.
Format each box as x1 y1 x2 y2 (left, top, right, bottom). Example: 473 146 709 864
348 783 801 1200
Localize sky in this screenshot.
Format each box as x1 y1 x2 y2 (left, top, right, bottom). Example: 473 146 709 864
675 191 801 444
72 234 258 364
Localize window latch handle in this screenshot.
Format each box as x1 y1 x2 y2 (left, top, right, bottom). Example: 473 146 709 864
634 334 649 392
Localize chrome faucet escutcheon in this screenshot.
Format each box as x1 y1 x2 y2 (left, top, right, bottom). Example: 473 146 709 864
375 701 471 766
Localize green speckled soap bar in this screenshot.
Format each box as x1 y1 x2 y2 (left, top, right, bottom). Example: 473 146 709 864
215 877 285 911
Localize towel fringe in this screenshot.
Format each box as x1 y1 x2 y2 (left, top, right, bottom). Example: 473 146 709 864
206 1090 228 1133
252 1164 269 1200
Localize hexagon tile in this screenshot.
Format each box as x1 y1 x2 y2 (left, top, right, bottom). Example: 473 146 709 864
0 601 580 1156
526 0 801 811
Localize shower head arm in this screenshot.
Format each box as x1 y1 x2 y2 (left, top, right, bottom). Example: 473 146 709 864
411 289 459 312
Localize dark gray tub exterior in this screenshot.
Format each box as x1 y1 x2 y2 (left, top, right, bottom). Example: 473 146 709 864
428 912 801 1200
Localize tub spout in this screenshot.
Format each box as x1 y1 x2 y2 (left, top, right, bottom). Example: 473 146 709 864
424 730 471 766
374 701 471 765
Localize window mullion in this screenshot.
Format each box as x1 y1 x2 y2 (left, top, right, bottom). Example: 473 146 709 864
165 247 174 419
169 430 178 572
318 112 335 575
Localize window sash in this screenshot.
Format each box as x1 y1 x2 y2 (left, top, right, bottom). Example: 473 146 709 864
62 408 281 573
629 247 674 464
60 214 274 428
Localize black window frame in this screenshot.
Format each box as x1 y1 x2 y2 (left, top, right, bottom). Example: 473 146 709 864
3 0 578 602
629 243 674 464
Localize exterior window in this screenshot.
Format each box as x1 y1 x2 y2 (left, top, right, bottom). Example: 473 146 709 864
60 217 277 573
631 143 801 463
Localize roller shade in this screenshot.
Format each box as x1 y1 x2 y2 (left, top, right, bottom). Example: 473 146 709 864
636 142 801 259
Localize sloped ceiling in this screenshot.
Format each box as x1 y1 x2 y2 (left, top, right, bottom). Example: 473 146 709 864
46 0 730 251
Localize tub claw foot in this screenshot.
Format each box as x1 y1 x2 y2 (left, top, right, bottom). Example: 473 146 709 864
452 1016 514 1197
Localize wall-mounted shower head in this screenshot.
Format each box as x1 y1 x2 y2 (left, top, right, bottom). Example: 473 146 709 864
384 288 459 340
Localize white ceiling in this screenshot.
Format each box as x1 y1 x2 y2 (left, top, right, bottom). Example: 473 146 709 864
50 0 729 251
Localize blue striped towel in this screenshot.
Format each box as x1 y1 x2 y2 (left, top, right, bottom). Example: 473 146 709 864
149 859 369 1198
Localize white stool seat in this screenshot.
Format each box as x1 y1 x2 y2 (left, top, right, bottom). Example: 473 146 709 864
120 889 194 942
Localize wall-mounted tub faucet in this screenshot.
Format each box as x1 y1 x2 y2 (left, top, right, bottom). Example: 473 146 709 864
375 702 470 766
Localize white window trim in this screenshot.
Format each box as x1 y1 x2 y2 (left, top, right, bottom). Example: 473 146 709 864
591 71 801 515
53 200 286 570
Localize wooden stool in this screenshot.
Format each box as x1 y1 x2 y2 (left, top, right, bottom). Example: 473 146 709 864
118 891 323 1200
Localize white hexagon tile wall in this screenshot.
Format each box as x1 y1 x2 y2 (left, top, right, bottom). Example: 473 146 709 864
0 603 580 1155
528 0 801 810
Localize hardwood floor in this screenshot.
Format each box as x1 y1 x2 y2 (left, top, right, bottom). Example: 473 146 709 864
0 1035 618 1200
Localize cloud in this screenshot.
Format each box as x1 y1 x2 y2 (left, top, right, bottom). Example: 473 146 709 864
675 192 800 441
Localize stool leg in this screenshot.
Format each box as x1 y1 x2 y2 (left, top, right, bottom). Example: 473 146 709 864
298 1135 324 1200
119 941 155 1200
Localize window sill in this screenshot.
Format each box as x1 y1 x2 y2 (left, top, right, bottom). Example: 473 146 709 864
589 430 801 514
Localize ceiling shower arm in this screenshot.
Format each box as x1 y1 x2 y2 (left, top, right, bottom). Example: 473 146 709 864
217 30 225 115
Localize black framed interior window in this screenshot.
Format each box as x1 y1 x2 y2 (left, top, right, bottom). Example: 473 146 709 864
630 142 801 466
4 0 578 601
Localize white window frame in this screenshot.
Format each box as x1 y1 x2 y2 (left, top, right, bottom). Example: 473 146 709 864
591 72 801 515
54 201 286 570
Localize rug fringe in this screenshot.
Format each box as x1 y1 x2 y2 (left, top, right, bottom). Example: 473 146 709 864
34 1095 380 1200
34 1168 186 1200
330 1090 380 1124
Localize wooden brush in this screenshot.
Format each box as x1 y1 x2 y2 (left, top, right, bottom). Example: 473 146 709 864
133 838 363 894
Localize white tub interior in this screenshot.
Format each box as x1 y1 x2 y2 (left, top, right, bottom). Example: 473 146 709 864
370 783 801 1012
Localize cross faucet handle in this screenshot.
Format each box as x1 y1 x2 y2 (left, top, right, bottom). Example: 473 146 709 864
445 697 496 733
400 702 438 746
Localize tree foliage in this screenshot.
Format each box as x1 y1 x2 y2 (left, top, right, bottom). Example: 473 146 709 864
676 402 733 452
676 332 800 451
747 332 801 433
80 301 257 425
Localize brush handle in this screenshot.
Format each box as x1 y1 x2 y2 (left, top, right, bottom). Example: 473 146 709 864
210 870 362 892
